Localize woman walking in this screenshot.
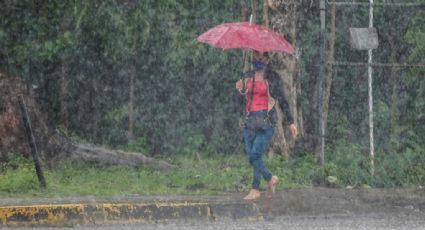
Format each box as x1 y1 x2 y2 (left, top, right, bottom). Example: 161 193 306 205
235 51 298 200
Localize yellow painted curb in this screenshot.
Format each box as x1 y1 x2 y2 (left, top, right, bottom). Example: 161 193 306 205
0 201 211 227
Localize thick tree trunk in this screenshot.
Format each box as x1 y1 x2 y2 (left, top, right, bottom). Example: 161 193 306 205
0 72 174 171
266 0 300 157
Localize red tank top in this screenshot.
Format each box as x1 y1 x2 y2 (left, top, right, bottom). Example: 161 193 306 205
246 79 268 112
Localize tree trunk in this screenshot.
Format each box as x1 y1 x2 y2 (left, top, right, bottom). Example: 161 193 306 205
128 63 135 141
388 20 402 150
241 0 249 21
263 0 270 27
241 0 251 73
0 71 175 171
389 47 399 149
252 0 258 23
59 58 69 129
59 16 71 130
266 0 300 157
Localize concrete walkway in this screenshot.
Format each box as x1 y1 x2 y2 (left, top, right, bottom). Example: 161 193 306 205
0 188 424 227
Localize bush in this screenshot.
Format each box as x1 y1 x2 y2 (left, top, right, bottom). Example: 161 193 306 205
0 153 39 194
326 142 425 188
373 148 425 187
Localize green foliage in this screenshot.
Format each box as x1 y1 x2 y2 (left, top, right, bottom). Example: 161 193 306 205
1 149 424 197
324 4 425 156
1 0 424 156
403 7 425 147
2 153 33 170
279 155 323 186
0 153 39 194
326 142 425 188
127 137 148 153
0 166 39 194
373 150 412 187
0 155 252 197
326 142 372 187
405 9 425 62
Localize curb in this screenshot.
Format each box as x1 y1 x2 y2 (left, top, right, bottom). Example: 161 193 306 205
0 201 262 227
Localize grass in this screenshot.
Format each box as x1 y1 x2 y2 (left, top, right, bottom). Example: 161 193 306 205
0 153 304 197
0 149 424 198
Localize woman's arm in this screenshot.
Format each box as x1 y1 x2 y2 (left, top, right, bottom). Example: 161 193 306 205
267 71 294 124
267 71 298 137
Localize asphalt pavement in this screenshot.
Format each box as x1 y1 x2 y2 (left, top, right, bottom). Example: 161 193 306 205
0 187 424 228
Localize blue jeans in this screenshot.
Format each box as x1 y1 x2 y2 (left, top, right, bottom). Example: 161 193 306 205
243 111 275 190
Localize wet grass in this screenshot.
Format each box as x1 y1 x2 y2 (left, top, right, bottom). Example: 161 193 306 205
0 151 423 197
0 153 300 197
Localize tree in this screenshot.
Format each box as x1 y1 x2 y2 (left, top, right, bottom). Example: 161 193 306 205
3 0 422 161
264 0 300 157
0 71 174 170
320 0 336 160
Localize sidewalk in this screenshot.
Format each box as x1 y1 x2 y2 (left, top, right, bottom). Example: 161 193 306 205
0 193 261 227
1 188 424 227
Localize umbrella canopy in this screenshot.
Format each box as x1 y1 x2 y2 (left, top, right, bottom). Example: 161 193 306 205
197 22 295 54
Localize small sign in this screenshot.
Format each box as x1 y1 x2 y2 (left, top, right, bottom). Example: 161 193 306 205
349 28 378 50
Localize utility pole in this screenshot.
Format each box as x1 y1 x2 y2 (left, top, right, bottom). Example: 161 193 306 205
368 0 375 175
19 96 47 188
318 0 326 166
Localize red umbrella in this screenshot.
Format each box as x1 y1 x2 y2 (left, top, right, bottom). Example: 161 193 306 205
197 22 295 54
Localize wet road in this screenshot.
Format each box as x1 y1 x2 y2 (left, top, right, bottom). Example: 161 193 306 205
2 188 424 229
3 213 425 230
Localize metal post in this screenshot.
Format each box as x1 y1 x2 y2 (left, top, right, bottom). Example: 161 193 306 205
368 0 375 175
318 0 326 166
19 96 47 188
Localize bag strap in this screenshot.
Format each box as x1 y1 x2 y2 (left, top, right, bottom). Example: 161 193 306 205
247 77 255 113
